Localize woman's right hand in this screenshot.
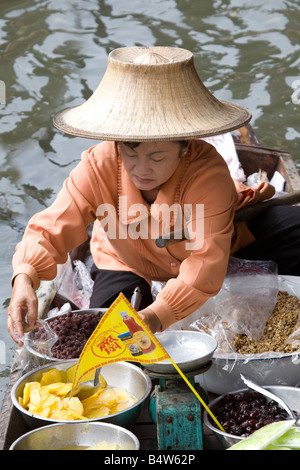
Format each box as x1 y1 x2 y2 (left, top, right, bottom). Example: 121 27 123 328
7 274 38 346
138 307 162 333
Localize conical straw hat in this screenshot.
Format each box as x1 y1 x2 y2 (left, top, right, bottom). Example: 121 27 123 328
53 46 251 141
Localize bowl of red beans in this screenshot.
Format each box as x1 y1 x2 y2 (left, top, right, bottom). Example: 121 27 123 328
26 309 107 363
204 386 300 449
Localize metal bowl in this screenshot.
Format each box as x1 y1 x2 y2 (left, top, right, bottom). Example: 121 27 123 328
143 330 217 374
9 422 139 450
204 385 300 449
196 351 300 395
12 359 152 429
25 308 107 365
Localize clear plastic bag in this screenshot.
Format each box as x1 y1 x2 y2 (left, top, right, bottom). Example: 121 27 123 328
56 256 94 309
11 319 59 374
286 327 300 349
286 314 300 349
189 267 300 394
189 257 279 352
24 319 58 356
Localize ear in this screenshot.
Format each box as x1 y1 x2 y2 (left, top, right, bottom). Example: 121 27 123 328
181 141 190 157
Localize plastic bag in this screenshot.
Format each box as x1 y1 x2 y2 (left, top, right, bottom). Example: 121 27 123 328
24 319 58 356
189 257 279 352
285 301 300 349
11 319 59 374
286 326 300 349
47 302 72 318
246 170 269 188
56 256 94 309
201 133 246 182
151 281 166 301
191 271 300 394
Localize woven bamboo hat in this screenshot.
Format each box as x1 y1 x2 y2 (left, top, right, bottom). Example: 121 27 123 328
53 46 251 141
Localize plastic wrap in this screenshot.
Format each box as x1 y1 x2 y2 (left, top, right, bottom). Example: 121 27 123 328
190 258 279 350
246 170 269 188
191 269 300 394
47 302 72 318
285 326 300 349
11 319 59 374
24 319 58 355
56 256 94 309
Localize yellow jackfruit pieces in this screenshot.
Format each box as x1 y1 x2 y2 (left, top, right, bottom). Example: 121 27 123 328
40 369 67 386
62 397 84 418
44 383 72 397
84 406 110 420
49 409 76 421
20 367 137 422
22 382 41 407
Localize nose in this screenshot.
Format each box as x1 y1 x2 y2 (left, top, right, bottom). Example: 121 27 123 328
135 155 152 176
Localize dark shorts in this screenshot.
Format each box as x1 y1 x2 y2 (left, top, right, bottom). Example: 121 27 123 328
234 205 300 276
89 266 153 310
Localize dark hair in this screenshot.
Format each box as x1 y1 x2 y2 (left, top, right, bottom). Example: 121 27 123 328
122 141 188 150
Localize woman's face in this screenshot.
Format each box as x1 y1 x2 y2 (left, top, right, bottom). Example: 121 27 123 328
119 141 185 191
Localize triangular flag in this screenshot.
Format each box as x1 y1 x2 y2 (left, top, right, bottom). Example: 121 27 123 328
70 292 225 432
70 293 169 394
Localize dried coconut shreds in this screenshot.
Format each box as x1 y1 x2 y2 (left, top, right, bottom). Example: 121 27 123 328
234 291 300 355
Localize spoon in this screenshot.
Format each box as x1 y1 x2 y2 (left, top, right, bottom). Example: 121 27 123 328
70 368 105 400
93 367 102 387
131 286 142 310
240 374 296 421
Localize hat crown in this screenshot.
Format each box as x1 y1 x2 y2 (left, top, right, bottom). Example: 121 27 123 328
132 51 172 65
110 46 192 66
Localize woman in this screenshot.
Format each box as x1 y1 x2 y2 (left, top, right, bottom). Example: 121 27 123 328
8 46 274 345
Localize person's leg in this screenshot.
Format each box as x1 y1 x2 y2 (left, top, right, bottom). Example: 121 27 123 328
89 267 153 309
234 205 300 275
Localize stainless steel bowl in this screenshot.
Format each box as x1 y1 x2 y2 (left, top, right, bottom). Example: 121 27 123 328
9 422 140 450
204 385 300 449
196 351 300 395
143 330 217 374
25 309 107 365
12 359 152 429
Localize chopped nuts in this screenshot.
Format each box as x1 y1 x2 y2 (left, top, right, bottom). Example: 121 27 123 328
234 291 300 354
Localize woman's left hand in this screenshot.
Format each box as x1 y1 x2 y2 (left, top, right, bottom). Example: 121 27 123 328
138 308 161 333
7 273 38 346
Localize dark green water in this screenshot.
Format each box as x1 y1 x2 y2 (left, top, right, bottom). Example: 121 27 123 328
0 0 299 405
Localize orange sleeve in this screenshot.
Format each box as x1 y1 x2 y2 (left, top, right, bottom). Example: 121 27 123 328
233 180 275 210
11 147 102 289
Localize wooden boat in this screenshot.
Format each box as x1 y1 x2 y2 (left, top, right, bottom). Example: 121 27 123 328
1 125 300 450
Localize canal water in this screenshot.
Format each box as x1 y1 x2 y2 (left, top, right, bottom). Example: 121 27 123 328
0 0 300 406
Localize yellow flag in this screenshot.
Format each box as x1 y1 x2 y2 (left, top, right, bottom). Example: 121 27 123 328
70 292 225 433
70 293 169 394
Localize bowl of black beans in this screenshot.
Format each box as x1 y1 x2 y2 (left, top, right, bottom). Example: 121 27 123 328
204 386 299 449
26 309 107 362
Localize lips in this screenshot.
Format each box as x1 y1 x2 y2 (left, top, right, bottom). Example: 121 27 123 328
134 175 153 184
